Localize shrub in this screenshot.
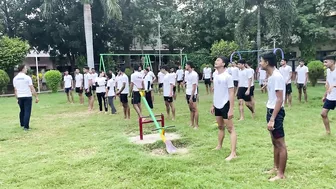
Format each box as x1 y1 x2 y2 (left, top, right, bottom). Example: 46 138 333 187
0 69 10 94
210 40 239 58
200 64 214 73
44 70 62 92
32 73 43 90
307 60 324 87
125 68 133 77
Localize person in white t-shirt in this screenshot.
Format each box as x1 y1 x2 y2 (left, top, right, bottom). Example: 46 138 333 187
116 67 130 119
13 65 39 131
130 64 145 120
176 65 185 93
295 60 309 102
245 62 256 110
258 66 267 93
230 62 240 94
143 68 154 109
91 68 98 100
106 73 117 114
74 68 84 104
146 66 156 103
83 67 94 111
237 59 255 120
259 53 287 182
161 66 176 120
63 71 74 103
203 64 212 95
185 61 199 129
170 67 177 100
157 71 165 95
95 72 108 113
210 56 237 161
321 55 336 135
279 59 293 107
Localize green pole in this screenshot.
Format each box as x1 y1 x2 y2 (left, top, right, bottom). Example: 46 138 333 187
101 56 106 73
99 55 103 71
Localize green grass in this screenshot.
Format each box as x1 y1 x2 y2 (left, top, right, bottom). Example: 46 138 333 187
0 84 336 189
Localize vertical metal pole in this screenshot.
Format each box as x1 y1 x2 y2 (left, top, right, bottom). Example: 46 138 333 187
139 117 143 140
161 114 165 136
158 22 161 70
35 50 40 93
273 38 276 49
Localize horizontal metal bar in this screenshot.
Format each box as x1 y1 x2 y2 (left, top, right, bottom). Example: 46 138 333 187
100 54 187 56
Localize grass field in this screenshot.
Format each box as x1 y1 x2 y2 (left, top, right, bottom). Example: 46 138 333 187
0 84 336 189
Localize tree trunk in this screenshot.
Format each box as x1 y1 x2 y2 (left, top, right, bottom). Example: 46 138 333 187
124 43 131 67
83 4 95 69
257 6 261 62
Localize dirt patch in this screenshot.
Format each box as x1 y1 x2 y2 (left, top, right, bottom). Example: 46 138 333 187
129 133 181 145
150 148 189 156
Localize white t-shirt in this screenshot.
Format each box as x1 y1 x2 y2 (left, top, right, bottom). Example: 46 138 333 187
184 70 189 82
176 69 184 81
163 73 175 97
296 65 309 84
107 78 116 96
64 75 73 88
91 73 98 86
144 73 152 91
158 72 165 83
131 71 143 92
186 71 198 95
84 73 92 89
13 73 33 98
230 67 239 81
170 72 177 85
279 65 292 84
95 77 107 93
326 68 336 101
213 72 234 109
148 71 155 82
75 73 83 88
267 69 285 109
247 68 255 86
118 74 129 94
238 69 253 88
203 67 212 79
213 70 218 77
258 67 266 80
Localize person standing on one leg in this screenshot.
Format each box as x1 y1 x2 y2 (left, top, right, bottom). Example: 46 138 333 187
279 59 293 107
95 72 108 113
130 64 145 121
75 69 84 104
210 57 237 161
106 73 117 114
170 67 177 100
162 66 176 120
157 70 164 95
230 62 240 94
295 60 309 103
185 61 199 129
260 53 287 182
245 62 256 113
143 68 154 109
116 67 130 119
63 71 74 103
13 65 39 131
83 67 94 111
176 65 185 93
321 55 336 135
203 64 212 95
236 59 254 120
258 66 267 93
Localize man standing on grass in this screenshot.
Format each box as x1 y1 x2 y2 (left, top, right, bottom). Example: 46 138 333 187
146 66 156 103
157 70 165 95
245 62 256 112
91 68 98 100
203 64 212 95
162 66 176 120
230 62 240 94
63 71 74 103
295 60 309 103
130 64 145 121
13 65 39 131
143 68 154 109
260 53 287 182
321 55 336 135
106 73 117 114
116 67 130 119
210 57 237 161
236 59 255 121
75 68 84 104
176 65 184 93
279 59 293 107
185 61 199 129
258 66 267 93
83 67 94 111
170 67 177 100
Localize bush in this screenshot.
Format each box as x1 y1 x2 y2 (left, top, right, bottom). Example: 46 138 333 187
200 64 214 73
44 70 62 92
32 73 43 90
307 60 324 87
0 69 10 94
125 68 133 77
210 40 239 58
188 48 212 72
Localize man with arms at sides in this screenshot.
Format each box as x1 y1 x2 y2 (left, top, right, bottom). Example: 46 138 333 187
91 68 98 100
236 59 255 120
176 65 185 93
116 67 130 119
210 57 237 161
157 69 165 95
260 53 287 181
230 62 240 94
245 62 256 112
170 67 177 100
143 68 154 109
146 66 156 102
106 73 117 114
321 55 336 135
279 59 293 107
13 65 39 131
130 64 145 121
95 72 108 113
203 64 212 95
295 60 309 103
162 66 176 120
75 68 84 104
83 67 94 111
258 66 267 93
185 61 199 129
63 71 74 103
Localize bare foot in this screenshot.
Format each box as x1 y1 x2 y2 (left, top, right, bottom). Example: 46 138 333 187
194 126 199 130
269 175 285 182
172 117 175 121
225 154 237 161
252 113 255 119
213 146 222 150
264 168 277 174
238 118 244 121
326 131 331 135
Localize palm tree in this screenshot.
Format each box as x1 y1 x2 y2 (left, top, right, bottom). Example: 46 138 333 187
42 0 121 69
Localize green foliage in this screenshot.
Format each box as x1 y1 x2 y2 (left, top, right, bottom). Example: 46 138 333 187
210 40 239 59
0 69 10 94
200 64 214 74
0 36 29 70
32 73 43 90
188 49 212 73
125 68 133 77
75 56 87 70
44 70 62 93
101 56 117 72
307 60 324 87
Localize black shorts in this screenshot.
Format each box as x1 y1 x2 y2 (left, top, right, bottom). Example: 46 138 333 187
266 108 285 139
286 83 292 94
132 91 141 104
234 81 239 88
151 84 154 89
323 99 336 110
173 86 176 93
250 86 255 96
186 95 197 104
215 102 230 119
85 88 92 97
75 87 83 94
164 96 173 103
177 80 183 84
204 79 211 85
92 86 97 91
237 87 251 102
120 94 128 104
297 84 307 90
159 83 163 88
65 87 72 94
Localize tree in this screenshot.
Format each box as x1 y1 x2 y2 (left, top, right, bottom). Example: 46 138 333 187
210 40 239 58
0 36 29 70
307 60 324 86
0 69 10 94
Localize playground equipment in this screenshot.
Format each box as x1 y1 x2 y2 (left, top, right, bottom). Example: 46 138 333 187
139 114 165 140
230 48 285 63
139 90 177 154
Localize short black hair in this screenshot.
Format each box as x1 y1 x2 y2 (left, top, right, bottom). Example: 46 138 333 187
133 64 140 71
299 59 305 63
107 73 112 79
282 58 288 62
18 64 25 72
145 68 149 72
186 61 195 68
84 66 90 70
260 53 276 67
161 65 168 71
245 61 252 66
218 56 230 67
324 55 336 61
237 59 246 64
120 67 126 73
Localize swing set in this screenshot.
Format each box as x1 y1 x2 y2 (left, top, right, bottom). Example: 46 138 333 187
229 48 285 63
